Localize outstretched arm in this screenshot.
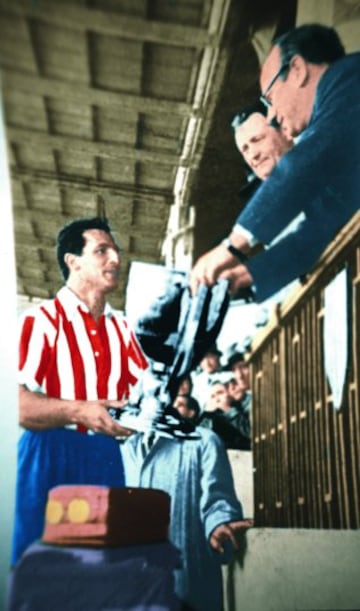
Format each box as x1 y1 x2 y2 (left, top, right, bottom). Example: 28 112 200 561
19 384 134 438
189 231 251 295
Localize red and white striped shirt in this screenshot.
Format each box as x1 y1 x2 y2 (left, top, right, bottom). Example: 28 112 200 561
18 286 148 402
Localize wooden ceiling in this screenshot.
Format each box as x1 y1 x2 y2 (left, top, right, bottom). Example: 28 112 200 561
0 0 296 310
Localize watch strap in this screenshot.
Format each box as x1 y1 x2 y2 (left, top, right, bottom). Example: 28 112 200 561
222 238 248 264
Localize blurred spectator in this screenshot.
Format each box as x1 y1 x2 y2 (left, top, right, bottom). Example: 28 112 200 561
191 344 223 411
226 350 252 443
173 394 200 424
199 379 251 450
227 351 250 390
177 374 193 397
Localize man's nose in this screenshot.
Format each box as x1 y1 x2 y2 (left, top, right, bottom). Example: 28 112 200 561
109 248 121 264
249 147 261 164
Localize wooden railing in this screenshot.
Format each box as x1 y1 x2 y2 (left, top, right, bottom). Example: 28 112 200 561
249 211 360 528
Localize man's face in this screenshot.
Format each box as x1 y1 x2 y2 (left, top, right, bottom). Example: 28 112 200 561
231 362 250 390
260 45 309 138
74 229 121 293
209 382 231 410
234 112 292 180
200 352 221 373
227 377 247 402
173 396 196 421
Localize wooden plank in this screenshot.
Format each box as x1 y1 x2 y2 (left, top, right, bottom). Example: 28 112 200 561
2 69 194 118
309 295 322 525
0 1 217 48
11 168 173 203
13 207 167 240
347 248 360 527
7 126 185 166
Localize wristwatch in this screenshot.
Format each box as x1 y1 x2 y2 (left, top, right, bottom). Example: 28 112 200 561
222 238 248 263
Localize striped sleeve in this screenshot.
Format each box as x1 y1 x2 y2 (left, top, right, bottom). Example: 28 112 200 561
18 302 58 392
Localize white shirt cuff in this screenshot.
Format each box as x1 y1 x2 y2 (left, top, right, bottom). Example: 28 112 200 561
232 224 259 248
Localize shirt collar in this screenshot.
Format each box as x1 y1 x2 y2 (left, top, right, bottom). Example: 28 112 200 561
57 286 114 321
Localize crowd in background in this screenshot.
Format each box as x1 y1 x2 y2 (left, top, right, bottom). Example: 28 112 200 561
173 343 252 451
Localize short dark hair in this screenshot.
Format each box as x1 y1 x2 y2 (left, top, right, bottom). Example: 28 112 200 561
204 343 222 357
274 24 345 75
231 100 267 131
56 216 112 280
227 352 246 370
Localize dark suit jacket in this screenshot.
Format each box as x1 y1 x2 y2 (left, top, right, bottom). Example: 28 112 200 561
235 52 360 301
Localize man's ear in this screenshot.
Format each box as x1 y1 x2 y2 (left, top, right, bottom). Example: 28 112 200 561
290 54 310 88
64 252 80 273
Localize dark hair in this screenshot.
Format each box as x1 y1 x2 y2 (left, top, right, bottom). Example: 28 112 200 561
274 24 345 76
210 378 227 387
204 343 222 357
227 352 246 370
231 100 267 131
56 216 112 280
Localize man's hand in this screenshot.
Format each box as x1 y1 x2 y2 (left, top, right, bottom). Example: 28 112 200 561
219 264 253 295
209 519 254 553
189 243 239 296
76 399 135 438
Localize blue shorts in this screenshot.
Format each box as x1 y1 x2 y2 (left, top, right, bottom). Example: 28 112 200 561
11 428 125 565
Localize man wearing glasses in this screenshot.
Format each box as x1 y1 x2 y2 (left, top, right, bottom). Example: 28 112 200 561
190 24 360 300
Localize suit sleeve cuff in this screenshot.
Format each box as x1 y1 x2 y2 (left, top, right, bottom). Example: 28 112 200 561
232 224 259 248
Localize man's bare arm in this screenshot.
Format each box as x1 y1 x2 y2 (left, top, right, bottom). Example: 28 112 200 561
18 384 133 438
